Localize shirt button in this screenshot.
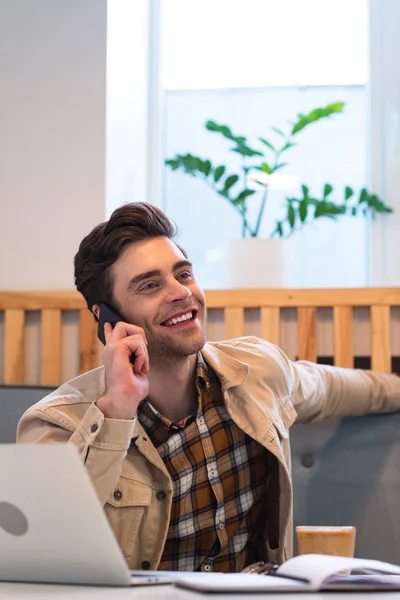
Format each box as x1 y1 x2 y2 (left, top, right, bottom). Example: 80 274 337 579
113 489 123 501
204 564 211 572
156 491 166 501
90 424 98 433
218 522 224 530
141 560 151 570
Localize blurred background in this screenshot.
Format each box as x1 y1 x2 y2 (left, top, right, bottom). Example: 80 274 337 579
1 0 399 291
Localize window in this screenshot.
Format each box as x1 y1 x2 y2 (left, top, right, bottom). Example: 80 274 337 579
162 0 369 288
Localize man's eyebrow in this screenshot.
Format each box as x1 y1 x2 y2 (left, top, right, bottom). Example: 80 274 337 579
173 260 193 272
127 260 193 291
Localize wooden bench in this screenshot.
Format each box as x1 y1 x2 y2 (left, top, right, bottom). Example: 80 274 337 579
1 288 400 386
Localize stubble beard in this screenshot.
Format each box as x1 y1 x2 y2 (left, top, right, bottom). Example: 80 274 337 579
147 324 207 367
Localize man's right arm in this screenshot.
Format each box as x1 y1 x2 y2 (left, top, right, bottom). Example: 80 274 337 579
17 401 135 505
17 318 150 505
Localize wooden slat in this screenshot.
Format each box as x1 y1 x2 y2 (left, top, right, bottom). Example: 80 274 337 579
79 309 99 373
224 307 245 339
1 288 400 311
261 307 280 345
297 307 317 362
0 291 86 310
40 309 62 385
333 306 354 368
4 309 25 384
205 287 400 308
371 305 391 373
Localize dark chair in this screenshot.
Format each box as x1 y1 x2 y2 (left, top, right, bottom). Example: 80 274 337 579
291 412 400 563
0 385 54 443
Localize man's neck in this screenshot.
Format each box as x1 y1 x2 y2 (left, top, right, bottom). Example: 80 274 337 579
146 353 199 422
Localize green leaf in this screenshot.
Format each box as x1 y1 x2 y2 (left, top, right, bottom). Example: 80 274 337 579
233 189 256 207
165 158 179 170
323 183 333 198
272 127 285 137
281 141 296 152
202 160 212 176
205 120 251 149
276 221 284 237
259 137 275 151
288 204 296 229
235 189 256 201
232 144 264 158
314 200 346 219
301 184 309 198
344 186 354 200
291 102 345 136
367 194 394 213
205 120 235 140
261 162 274 175
351 207 357 216
299 199 308 222
358 188 368 204
165 153 209 176
274 163 288 172
214 165 226 182
223 174 239 191
252 179 268 188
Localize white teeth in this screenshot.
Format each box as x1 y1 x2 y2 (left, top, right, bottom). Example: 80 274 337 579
164 311 193 327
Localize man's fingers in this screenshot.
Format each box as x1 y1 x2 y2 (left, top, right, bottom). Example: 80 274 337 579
133 354 147 374
105 334 149 374
103 322 113 344
108 321 148 345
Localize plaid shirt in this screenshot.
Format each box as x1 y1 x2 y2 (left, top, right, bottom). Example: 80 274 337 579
137 354 271 573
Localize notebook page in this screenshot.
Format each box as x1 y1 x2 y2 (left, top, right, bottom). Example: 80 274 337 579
277 554 400 588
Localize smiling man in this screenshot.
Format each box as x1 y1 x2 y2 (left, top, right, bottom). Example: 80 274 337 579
17 202 400 573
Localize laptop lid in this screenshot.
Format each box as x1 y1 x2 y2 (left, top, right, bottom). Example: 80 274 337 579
0 443 133 586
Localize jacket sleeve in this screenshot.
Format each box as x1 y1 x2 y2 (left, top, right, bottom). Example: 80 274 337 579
17 401 135 505
290 360 400 422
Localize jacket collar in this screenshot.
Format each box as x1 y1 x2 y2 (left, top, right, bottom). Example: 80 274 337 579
201 342 249 390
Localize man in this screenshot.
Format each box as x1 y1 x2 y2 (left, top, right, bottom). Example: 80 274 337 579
17 202 400 572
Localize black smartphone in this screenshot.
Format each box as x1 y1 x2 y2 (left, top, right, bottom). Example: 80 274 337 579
97 302 135 364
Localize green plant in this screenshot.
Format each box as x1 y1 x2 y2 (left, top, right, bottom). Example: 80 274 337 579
165 103 393 238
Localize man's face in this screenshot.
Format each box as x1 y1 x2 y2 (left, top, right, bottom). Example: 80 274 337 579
109 237 207 361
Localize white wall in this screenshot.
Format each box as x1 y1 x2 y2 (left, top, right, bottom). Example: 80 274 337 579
0 0 107 290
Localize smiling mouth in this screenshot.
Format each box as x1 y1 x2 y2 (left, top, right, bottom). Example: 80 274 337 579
161 310 198 327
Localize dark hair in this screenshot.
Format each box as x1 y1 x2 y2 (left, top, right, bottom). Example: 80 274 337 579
74 202 181 311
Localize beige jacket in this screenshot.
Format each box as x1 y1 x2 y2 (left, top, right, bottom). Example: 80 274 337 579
17 337 400 569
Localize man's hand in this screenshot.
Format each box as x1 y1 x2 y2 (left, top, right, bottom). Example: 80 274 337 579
96 321 149 420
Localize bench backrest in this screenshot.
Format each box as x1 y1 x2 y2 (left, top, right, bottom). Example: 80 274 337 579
1 288 400 386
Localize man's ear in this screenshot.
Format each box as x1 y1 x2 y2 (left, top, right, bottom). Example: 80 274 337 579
92 304 100 320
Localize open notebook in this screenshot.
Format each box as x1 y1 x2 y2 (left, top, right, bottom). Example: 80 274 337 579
175 554 400 593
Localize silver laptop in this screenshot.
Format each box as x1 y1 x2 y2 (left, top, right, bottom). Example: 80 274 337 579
0 443 174 586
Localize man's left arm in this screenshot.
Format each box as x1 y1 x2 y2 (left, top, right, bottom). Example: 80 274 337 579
290 360 400 423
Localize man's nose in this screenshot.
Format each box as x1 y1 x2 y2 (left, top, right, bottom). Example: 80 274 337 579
166 278 192 303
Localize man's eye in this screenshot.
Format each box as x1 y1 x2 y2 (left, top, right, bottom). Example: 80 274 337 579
180 271 193 280
140 282 159 291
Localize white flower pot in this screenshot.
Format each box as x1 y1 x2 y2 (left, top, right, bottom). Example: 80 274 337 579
222 238 290 289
